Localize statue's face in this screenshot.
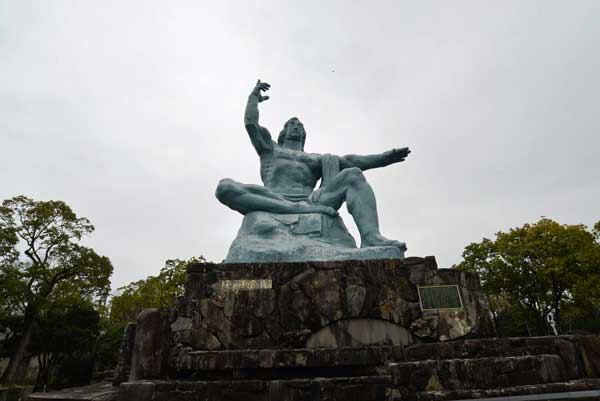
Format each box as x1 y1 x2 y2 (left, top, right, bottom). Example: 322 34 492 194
278 117 307 150
285 118 305 142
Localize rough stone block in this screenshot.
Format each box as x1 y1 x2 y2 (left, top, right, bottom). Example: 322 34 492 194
118 381 155 401
129 309 171 381
578 335 600 377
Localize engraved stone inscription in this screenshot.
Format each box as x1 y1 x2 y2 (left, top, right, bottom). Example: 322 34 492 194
219 279 272 290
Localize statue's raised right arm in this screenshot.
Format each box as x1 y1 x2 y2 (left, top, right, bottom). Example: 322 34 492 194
244 80 273 155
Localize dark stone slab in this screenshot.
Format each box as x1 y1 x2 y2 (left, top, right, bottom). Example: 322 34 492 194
413 379 600 401
182 346 401 369
390 355 569 393
117 376 391 401
400 335 598 378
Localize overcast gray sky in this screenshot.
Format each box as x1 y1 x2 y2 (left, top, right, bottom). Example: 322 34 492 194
2 1 599 290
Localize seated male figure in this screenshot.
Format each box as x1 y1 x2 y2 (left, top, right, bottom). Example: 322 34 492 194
216 80 410 250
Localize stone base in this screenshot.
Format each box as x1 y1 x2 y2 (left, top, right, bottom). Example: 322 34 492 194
163 336 600 401
175 257 493 352
118 375 391 401
225 211 405 263
31 336 600 400
111 378 600 401
26 258 600 401
25 335 600 400
390 335 600 400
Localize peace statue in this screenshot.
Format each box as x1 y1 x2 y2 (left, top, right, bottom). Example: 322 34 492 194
216 80 411 263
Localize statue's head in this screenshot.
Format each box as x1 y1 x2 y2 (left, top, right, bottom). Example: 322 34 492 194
278 117 306 150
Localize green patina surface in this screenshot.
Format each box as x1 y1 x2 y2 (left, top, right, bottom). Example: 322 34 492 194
216 80 410 263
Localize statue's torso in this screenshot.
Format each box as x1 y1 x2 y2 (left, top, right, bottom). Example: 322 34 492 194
260 145 321 197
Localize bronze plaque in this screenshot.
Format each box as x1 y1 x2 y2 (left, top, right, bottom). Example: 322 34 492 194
418 285 463 310
219 279 272 290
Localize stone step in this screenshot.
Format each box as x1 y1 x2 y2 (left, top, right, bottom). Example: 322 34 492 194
172 345 402 378
118 376 392 401
410 379 600 401
404 336 584 362
390 355 570 392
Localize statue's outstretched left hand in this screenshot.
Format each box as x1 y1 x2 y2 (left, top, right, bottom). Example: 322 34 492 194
385 147 411 163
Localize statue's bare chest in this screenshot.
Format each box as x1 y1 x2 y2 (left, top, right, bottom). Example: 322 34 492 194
275 148 319 166
260 148 321 184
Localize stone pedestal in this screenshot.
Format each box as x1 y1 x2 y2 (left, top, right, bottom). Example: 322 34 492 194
109 257 498 401
24 257 600 401
178 257 493 350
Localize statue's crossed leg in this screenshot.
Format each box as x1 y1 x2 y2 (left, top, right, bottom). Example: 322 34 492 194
216 168 406 250
216 178 338 217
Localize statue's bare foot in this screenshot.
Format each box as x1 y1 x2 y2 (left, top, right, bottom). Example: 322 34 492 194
296 202 338 217
361 233 407 250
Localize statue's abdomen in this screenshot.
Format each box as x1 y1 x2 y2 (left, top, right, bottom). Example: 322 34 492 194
261 157 318 196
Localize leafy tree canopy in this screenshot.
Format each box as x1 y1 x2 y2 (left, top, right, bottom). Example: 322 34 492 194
0 195 113 385
109 257 205 326
29 296 100 390
455 218 600 335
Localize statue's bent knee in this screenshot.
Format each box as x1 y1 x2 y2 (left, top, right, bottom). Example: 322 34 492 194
343 167 366 184
216 178 238 203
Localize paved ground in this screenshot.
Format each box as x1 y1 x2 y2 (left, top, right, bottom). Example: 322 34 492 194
23 381 117 401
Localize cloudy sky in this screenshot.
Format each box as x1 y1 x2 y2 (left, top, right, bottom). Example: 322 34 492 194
2 1 599 290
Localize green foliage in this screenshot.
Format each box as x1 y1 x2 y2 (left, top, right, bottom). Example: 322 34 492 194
0 196 112 312
0 196 113 385
455 218 600 336
29 298 100 390
493 304 531 338
109 257 204 326
93 316 126 373
0 195 209 387
92 257 204 374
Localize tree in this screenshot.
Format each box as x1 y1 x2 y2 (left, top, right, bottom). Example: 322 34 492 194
109 257 204 326
93 314 126 374
93 257 204 372
29 298 100 391
455 218 600 336
0 196 113 385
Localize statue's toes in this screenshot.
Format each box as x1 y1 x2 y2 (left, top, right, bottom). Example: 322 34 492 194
392 241 407 251
363 235 406 250
381 239 406 250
